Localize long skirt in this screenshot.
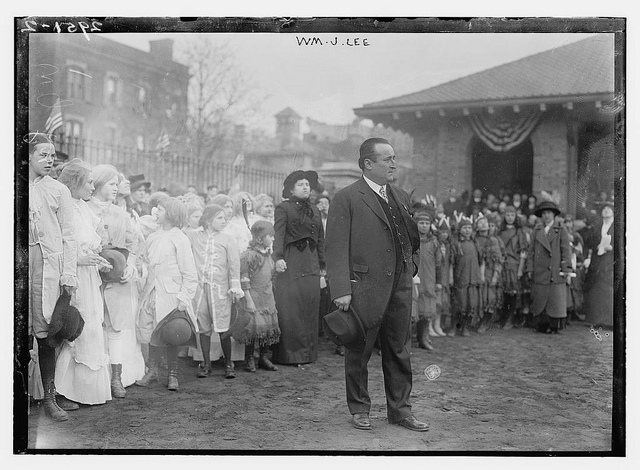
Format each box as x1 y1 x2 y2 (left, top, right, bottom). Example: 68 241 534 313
273 245 320 365
55 265 112 405
584 252 614 327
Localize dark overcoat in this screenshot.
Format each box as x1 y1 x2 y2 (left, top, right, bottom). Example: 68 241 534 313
526 220 573 318
324 178 420 330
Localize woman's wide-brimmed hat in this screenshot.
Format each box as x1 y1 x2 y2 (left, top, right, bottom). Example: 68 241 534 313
47 290 85 348
322 304 366 351
534 201 561 217
281 170 319 198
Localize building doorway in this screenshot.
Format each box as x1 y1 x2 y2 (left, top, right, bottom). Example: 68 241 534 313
471 136 533 196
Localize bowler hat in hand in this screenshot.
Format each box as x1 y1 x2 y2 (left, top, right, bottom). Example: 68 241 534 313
47 290 85 348
322 304 366 350
98 246 129 283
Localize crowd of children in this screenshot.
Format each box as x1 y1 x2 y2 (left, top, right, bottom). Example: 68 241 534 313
27 131 610 423
408 187 605 351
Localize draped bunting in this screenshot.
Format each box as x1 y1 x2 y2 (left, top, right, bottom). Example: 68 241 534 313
468 109 542 153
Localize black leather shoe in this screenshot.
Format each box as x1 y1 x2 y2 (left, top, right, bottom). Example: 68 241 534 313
352 413 372 430
395 415 429 432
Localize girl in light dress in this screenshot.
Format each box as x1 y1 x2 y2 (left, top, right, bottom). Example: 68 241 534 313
87 165 143 398
185 204 244 379
54 160 112 405
135 197 199 391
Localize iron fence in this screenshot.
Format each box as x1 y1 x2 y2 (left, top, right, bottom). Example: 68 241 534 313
52 135 287 200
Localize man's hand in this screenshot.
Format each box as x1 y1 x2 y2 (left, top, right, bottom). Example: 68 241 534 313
334 294 352 311
275 259 287 273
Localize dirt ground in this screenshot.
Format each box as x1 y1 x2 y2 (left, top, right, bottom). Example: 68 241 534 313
25 320 614 453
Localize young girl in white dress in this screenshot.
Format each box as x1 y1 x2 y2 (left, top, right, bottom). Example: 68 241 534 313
55 160 112 405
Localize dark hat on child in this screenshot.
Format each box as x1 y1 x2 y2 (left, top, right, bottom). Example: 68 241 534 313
534 201 561 217
47 290 85 348
322 304 366 351
98 246 129 283
282 170 319 198
413 210 432 223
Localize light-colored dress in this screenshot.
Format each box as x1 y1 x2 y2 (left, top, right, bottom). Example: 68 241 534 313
138 227 199 342
185 228 244 361
87 198 145 386
55 199 111 405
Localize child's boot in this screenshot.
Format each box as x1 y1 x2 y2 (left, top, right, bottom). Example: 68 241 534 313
433 315 446 336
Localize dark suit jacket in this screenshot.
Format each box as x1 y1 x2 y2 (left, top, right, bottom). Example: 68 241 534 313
324 178 420 330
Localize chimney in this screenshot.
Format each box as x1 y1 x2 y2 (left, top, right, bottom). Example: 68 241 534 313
149 39 174 61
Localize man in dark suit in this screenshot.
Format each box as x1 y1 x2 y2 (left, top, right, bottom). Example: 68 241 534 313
325 137 429 432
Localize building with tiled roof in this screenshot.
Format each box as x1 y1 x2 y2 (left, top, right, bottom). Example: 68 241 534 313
354 34 620 214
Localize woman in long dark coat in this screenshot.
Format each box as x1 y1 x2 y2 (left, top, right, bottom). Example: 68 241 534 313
583 203 614 328
525 201 573 334
273 170 325 365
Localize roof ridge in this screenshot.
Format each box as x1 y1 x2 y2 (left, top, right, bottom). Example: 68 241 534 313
363 34 609 108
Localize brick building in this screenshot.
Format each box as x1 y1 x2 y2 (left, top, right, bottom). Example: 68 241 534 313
354 34 618 214
29 34 189 154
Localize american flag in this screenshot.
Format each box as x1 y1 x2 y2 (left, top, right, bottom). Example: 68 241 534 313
156 129 170 151
232 152 245 167
44 101 63 135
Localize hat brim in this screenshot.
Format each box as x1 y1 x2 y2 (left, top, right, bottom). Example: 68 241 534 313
534 207 561 217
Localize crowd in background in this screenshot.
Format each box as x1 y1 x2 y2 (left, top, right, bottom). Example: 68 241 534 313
27 131 615 422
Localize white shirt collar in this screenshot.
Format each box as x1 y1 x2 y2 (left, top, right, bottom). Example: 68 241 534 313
544 220 554 234
363 175 387 197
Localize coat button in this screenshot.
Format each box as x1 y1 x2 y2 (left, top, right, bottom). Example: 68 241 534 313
301 274 305 277
387 271 392 276
38 231 45 238
386 249 391 252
